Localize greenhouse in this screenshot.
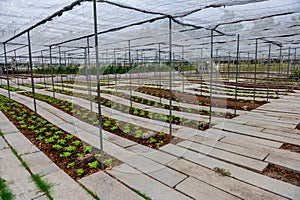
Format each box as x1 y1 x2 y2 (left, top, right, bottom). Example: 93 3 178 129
0 0 299 199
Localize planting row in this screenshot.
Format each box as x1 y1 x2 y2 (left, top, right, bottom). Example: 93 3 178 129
0 95 114 180
21 91 175 149
44 88 213 130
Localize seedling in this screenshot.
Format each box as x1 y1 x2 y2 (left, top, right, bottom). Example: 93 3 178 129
76 168 84 176
64 145 76 152
57 139 66 145
65 135 73 140
72 140 81 146
52 144 62 150
67 162 75 169
36 135 44 141
59 152 72 158
88 161 98 169
83 146 92 154
149 137 157 143
104 158 113 165
45 137 55 144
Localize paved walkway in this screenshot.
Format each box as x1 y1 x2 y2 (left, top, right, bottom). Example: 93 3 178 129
0 86 299 199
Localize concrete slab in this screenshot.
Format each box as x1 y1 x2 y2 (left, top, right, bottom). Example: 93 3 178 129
21 152 60 176
169 159 286 200
160 144 300 200
0 137 8 150
190 135 268 160
126 144 155 154
265 153 300 173
0 149 42 200
143 150 177 165
0 122 19 134
108 163 191 200
79 171 143 200
177 140 268 172
125 155 187 187
4 132 39 155
106 133 137 148
176 177 240 200
44 170 91 200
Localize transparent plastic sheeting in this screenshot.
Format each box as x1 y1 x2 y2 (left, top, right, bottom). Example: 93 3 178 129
0 0 299 60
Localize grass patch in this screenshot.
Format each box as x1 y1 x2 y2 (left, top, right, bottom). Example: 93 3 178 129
133 189 152 200
0 177 14 200
31 174 53 200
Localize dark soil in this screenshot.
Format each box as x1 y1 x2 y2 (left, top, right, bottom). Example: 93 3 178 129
188 80 296 90
133 86 267 111
296 123 300 130
280 143 300 153
263 164 300 187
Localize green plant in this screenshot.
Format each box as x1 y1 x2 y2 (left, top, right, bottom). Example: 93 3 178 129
64 145 76 152
57 139 66 145
76 168 84 176
20 124 28 129
76 153 83 157
149 137 157 143
54 130 64 135
28 125 35 131
52 144 63 150
88 161 98 169
104 158 113 165
0 177 14 200
123 124 131 134
213 167 231 176
72 140 81 146
59 152 72 158
45 137 55 144
31 174 53 200
103 120 111 127
65 135 73 140
67 162 75 169
94 154 101 158
36 135 44 141
83 146 92 154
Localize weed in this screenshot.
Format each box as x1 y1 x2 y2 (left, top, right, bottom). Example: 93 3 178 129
213 167 231 176
31 174 53 200
0 177 14 200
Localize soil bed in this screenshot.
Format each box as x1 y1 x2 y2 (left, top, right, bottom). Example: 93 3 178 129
296 123 300 130
263 164 300 187
131 86 266 111
280 143 300 153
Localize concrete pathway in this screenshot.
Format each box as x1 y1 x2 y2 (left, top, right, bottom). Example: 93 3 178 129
0 86 299 199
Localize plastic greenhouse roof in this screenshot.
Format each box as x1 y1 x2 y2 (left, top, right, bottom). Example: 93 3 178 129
0 0 299 61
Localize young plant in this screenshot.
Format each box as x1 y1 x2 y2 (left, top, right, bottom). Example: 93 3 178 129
104 158 113 165
87 161 98 169
72 140 81 146
76 168 84 176
65 135 73 140
83 146 92 154
59 152 72 158
64 145 76 152
45 137 55 144
57 139 66 145
52 144 63 151
67 162 75 169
